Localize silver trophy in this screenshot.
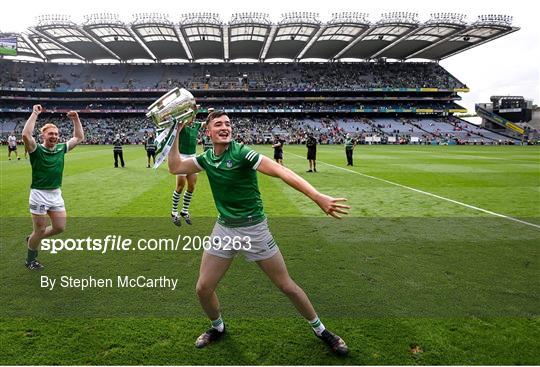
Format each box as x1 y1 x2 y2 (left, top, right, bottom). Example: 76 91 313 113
146 87 198 129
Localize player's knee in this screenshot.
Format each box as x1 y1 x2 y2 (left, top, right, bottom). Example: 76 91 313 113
195 281 214 298
278 280 300 297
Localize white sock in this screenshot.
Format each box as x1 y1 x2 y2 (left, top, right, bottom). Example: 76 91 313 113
211 316 224 332
309 316 325 336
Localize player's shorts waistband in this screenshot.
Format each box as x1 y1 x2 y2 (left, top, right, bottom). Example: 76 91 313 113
217 214 266 228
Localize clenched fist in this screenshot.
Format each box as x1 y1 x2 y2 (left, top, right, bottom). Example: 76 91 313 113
67 111 79 120
33 105 43 114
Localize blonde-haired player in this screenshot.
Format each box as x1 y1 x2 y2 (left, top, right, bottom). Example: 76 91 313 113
21 105 84 270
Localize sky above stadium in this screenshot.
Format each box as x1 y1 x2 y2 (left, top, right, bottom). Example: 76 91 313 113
2 0 538 113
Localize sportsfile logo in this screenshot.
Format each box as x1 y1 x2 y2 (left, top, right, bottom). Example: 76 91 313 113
40 235 252 254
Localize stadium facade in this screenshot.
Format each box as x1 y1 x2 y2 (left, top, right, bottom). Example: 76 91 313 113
0 12 528 144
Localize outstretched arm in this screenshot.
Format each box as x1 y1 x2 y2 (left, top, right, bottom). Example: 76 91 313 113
167 122 201 175
66 111 84 151
22 104 41 153
257 156 350 218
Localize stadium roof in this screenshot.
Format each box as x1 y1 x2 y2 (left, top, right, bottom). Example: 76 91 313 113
0 12 519 63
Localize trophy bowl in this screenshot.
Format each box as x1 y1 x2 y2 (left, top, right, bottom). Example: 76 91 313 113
146 87 197 129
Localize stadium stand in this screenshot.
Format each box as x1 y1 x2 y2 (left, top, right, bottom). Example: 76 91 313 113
0 11 526 145
0 61 465 91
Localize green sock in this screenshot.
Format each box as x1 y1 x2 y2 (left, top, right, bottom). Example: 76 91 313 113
211 316 224 332
27 248 38 263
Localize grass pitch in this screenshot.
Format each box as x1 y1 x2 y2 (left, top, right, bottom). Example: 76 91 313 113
1 144 539 365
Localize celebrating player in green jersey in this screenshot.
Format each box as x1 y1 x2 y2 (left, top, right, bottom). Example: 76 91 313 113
22 105 84 270
170 120 205 226
168 111 350 355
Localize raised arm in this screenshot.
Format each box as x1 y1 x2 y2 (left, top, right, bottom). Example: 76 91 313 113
22 104 42 153
167 122 201 175
257 156 350 218
66 111 84 151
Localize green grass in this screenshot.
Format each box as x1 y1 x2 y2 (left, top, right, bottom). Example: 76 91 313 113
1 144 539 365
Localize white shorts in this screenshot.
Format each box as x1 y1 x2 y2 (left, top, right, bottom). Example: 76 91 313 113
177 154 197 177
205 219 280 262
29 188 65 215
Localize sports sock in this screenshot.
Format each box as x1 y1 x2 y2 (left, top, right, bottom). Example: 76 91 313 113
26 248 38 264
181 191 193 214
309 316 326 336
211 315 224 332
172 190 181 214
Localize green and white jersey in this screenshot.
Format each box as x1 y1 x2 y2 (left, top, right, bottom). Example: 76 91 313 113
179 121 202 155
29 143 67 190
345 138 354 150
194 141 265 227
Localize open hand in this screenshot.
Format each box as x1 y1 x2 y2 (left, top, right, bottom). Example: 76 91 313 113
314 193 350 219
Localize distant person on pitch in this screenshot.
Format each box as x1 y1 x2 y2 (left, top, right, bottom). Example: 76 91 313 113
7 131 20 160
344 134 356 166
145 132 157 168
272 136 284 165
22 105 84 270
113 134 125 168
306 133 317 172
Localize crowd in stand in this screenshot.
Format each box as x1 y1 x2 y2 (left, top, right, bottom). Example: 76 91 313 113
1 115 523 146
0 100 461 113
0 116 152 145
0 61 466 91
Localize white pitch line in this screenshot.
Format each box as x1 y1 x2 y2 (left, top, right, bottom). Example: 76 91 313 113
289 153 540 230
401 150 539 164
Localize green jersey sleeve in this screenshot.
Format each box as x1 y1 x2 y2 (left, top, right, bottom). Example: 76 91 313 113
238 144 262 170
195 151 207 170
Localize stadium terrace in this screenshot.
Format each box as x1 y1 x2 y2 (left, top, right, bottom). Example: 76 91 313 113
0 11 531 145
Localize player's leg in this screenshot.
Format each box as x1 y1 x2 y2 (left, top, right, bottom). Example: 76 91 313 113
194 252 234 347
257 251 316 319
26 210 66 270
147 151 151 168
171 175 186 226
114 151 119 168
26 214 48 269
180 173 197 224
119 151 125 167
257 252 348 355
313 157 317 172
196 252 233 320
43 209 67 238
